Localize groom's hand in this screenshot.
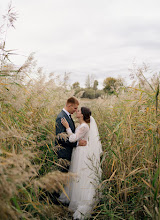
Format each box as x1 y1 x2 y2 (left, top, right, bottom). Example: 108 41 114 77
78 140 87 146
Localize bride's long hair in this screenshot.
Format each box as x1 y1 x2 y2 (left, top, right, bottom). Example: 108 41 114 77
81 107 91 123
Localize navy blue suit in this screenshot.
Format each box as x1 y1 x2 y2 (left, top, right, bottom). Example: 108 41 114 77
55 110 77 164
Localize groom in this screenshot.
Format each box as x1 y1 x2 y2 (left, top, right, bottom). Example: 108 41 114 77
55 96 86 172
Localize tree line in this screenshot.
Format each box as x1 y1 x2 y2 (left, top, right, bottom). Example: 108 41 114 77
71 74 124 99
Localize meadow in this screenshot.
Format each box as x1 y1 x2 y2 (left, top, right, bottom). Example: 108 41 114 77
0 54 159 220
0 6 159 219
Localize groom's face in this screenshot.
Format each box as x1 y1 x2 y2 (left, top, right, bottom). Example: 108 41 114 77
68 104 78 114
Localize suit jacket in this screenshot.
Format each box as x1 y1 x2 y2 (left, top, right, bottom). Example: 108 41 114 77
55 110 77 161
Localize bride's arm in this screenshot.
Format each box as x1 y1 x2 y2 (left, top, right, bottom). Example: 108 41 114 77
66 126 89 142
61 118 89 143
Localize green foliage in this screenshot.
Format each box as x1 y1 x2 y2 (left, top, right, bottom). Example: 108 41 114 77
103 77 123 96
73 87 84 96
72 81 80 89
103 77 116 93
37 138 58 176
93 79 98 90
81 88 104 99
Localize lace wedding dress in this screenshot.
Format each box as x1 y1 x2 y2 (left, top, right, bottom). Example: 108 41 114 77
59 116 102 219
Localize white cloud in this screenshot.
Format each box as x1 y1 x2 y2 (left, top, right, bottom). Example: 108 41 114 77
1 0 160 88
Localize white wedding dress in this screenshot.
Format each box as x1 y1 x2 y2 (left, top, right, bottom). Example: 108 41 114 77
59 116 102 219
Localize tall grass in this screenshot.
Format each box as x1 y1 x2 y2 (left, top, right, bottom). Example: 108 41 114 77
0 53 75 219
1 56 160 220
1 6 74 217
0 4 159 219
85 69 160 219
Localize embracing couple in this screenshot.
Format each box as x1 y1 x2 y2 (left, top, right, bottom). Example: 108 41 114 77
55 97 102 219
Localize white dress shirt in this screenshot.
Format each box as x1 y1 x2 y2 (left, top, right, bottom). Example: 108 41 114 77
63 108 71 118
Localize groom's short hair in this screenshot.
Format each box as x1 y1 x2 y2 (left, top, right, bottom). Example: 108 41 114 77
67 97 79 105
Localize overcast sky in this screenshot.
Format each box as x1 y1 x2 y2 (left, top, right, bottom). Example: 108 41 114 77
1 0 160 88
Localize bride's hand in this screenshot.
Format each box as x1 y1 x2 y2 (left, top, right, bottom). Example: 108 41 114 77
79 140 87 146
61 117 69 129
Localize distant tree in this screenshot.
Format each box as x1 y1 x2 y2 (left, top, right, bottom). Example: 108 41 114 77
103 77 116 94
81 88 104 99
63 72 70 88
93 80 98 90
103 77 123 95
85 75 91 88
85 74 95 88
90 74 95 88
72 82 80 89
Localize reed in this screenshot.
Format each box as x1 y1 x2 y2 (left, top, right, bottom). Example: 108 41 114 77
86 72 160 219
1 62 160 219
0 4 159 219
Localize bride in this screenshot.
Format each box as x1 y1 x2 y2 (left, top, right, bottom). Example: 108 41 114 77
59 107 102 219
